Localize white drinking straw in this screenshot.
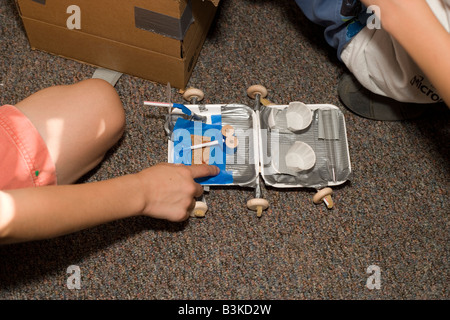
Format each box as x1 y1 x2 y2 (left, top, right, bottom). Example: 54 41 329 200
144 101 173 108
188 140 220 150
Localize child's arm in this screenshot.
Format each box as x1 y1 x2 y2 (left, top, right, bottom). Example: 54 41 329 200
0 163 219 245
362 0 450 106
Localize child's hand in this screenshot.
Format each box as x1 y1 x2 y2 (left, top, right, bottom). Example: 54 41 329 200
136 163 220 222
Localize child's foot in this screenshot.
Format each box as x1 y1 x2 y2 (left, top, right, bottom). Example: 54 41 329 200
338 73 427 121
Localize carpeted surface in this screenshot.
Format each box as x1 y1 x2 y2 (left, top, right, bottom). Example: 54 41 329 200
0 0 448 300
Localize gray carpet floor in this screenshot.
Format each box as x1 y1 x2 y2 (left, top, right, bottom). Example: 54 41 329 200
0 0 449 300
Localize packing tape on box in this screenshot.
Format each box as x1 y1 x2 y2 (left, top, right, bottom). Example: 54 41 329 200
135 0 194 41
30 0 192 41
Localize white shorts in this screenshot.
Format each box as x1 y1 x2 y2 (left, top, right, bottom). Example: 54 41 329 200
341 0 450 103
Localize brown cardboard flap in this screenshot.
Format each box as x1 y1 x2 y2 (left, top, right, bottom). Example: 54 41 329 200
21 16 206 88
15 0 220 88
15 0 219 58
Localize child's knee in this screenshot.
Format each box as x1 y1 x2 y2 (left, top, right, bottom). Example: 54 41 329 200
79 78 126 139
81 78 121 108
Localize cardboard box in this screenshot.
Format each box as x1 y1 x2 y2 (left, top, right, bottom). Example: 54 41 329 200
15 0 220 88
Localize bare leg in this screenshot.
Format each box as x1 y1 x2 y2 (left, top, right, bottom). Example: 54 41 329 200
15 79 126 184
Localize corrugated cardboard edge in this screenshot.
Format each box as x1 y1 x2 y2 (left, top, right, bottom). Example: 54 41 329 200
14 0 219 57
20 13 213 89
13 0 220 88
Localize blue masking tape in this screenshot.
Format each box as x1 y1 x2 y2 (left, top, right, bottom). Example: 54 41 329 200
172 118 233 185
210 114 222 125
172 103 192 116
